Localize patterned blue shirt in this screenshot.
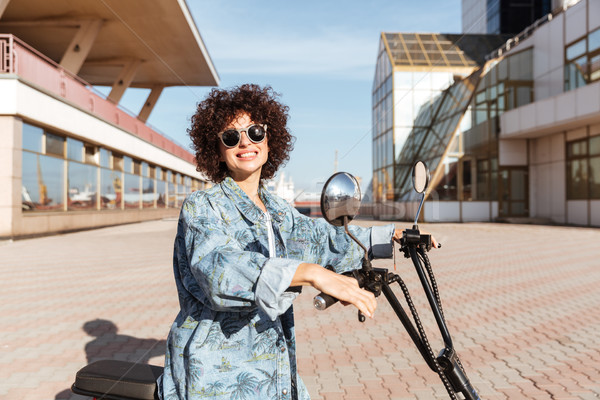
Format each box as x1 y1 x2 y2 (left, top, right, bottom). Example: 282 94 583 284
158 177 394 400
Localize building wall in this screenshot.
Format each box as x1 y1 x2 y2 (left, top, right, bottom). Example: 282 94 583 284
0 116 20 238
0 77 201 239
529 132 567 223
462 0 488 34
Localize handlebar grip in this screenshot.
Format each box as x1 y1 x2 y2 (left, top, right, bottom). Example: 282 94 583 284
314 293 339 311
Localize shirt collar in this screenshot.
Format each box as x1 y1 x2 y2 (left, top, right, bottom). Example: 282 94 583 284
220 177 286 223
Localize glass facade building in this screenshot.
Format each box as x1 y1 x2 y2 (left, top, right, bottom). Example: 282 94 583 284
372 33 510 218
373 0 600 226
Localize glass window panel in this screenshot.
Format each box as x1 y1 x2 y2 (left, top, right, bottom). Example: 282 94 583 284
498 59 508 81
123 156 132 173
590 136 600 156
21 152 64 211
567 140 588 157
590 156 600 199
67 138 84 161
511 201 526 215
463 159 472 201
84 145 97 164
124 173 140 208
142 177 156 208
46 133 65 157
100 149 110 168
566 38 586 60
510 170 526 201
157 179 168 207
22 123 43 153
68 161 97 210
490 171 498 200
591 54 600 82
476 159 490 200
516 86 532 107
168 181 176 207
589 28 600 52
133 160 141 175
113 154 123 171
100 169 121 209
437 157 458 201
567 159 588 199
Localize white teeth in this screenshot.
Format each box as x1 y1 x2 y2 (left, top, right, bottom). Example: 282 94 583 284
238 152 256 158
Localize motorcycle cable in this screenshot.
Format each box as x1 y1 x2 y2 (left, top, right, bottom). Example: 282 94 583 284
393 243 458 400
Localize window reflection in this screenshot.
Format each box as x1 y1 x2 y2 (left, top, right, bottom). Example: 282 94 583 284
46 133 65 157
142 177 156 208
22 152 64 211
100 169 122 209
68 162 97 210
124 173 140 208
67 138 84 161
20 122 203 213
22 123 43 153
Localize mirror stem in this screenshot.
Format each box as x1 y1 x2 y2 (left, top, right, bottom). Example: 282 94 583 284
343 216 370 268
414 192 425 227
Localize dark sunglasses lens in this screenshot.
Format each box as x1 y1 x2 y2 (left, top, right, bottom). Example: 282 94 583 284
247 125 266 143
221 130 240 147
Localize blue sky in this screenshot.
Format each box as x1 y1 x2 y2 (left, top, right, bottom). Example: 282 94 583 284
114 0 462 191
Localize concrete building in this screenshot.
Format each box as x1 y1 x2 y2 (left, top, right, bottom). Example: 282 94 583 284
0 0 219 239
372 0 600 226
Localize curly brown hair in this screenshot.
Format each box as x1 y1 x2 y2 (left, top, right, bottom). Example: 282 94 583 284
188 84 294 183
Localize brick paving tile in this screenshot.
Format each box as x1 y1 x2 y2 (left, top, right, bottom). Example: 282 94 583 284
1 220 600 399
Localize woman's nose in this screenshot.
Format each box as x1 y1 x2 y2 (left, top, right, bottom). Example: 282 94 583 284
238 131 251 147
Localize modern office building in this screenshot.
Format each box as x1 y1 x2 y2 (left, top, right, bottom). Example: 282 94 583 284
0 0 219 239
372 0 600 226
371 32 510 219
462 0 552 34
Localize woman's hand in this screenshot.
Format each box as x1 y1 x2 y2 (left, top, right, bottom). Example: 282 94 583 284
393 228 439 249
292 263 377 318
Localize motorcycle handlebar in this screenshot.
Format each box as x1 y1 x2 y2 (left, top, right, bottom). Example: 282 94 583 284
314 293 338 310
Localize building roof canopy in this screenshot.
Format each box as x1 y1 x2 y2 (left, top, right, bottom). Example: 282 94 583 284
0 0 219 87
383 33 512 69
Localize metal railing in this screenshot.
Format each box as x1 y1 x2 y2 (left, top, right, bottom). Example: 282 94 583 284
0 33 194 164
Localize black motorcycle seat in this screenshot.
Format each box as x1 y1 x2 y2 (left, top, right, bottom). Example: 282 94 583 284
71 359 163 400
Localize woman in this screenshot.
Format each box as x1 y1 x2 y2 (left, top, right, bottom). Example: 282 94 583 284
158 84 399 400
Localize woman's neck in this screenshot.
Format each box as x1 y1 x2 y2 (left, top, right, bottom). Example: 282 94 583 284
231 172 266 212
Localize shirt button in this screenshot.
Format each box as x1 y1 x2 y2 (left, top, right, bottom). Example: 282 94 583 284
280 346 286 353
282 389 288 395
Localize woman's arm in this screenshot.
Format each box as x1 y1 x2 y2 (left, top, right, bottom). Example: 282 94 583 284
291 263 377 318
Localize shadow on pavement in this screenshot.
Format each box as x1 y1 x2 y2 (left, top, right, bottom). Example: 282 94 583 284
55 318 166 400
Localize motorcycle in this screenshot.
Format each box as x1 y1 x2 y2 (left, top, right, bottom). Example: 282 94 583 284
314 160 480 400
70 161 479 400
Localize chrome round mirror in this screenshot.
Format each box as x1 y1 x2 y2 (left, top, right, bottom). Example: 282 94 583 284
412 161 430 194
320 172 361 226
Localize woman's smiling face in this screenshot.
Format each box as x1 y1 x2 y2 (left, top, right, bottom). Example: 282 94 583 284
218 112 269 181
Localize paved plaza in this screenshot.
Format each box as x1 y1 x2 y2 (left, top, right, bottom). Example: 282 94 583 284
1 218 599 400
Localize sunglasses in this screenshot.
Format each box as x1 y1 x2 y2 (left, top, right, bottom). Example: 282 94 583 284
218 124 267 148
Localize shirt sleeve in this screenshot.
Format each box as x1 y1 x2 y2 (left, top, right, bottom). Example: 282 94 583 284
254 258 302 321
176 208 267 312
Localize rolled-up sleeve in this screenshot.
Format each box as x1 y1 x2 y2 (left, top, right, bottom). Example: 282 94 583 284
369 224 395 259
255 258 302 321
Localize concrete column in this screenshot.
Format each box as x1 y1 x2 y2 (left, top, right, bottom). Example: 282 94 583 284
107 60 142 104
59 19 103 75
0 116 21 239
137 85 164 123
